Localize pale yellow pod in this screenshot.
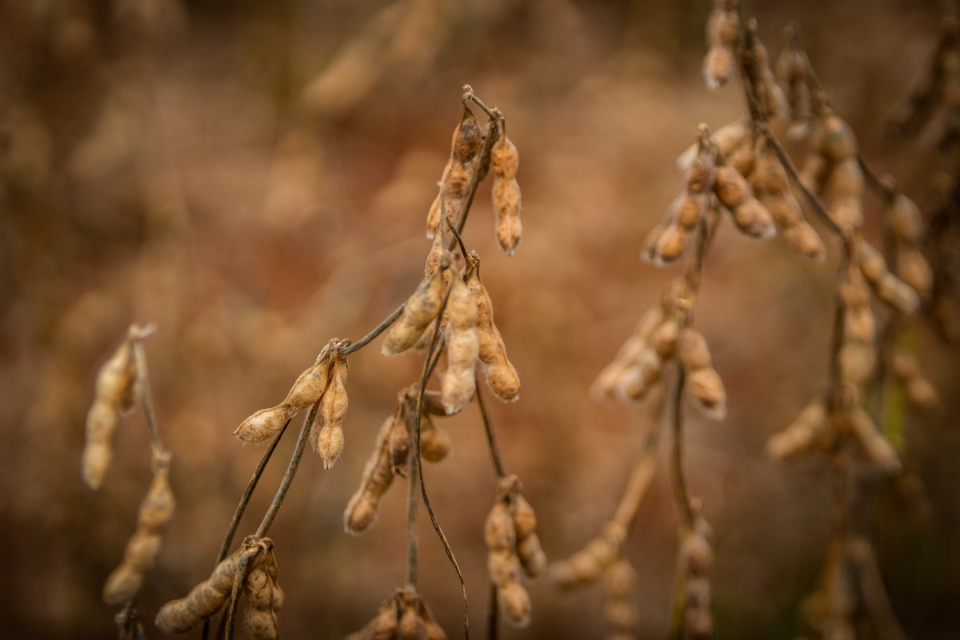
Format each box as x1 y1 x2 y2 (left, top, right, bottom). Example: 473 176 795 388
844 306 875 344
424 228 444 277
492 133 522 255
591 307 664 399
426 183 446 239
441 276 480 414
686 156 717 196
856 239 888 283
840 341 877 386
516 532 547 577
676 192 707 230
94 339 136 407
284 358 332 409
906 377 938 409
828 158 864 200
767 400 828 460
383 267 446 356
466 261 521 401
829 196 864 233
876 273 921 314
103 532 162 604
235 405 292 443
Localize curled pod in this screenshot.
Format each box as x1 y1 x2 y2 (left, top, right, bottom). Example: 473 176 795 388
344 416 396 535
441 275 480 414
383 266 447 356
103 460 175 604
419 412 451 463
466 254 520 401
767 400 828 460
315 356 349 468
155 550 242 633
491 132 522 255
847 406 902 474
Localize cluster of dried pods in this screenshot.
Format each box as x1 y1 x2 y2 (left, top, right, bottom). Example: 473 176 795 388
346 587 446 640
83 325 175 637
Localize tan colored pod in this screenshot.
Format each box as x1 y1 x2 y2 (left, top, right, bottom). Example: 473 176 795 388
876 273 921 314
782 221 827 260
897 246 933 297
390 407 412 469
491 129 522 255
83 335 139 489
731 198 777 238
466 256 521 401
592 307 664 399
703 1 739 89
242 550 282 640
485 502 517 551
844 305 875 344
420 390 450 417
713 165 750 209
398 602 427 640
353 594 399 640
817 113 858 162
498 580 532 628
103 461 175 604
315 356 349 468
840 341 877 386
427 107 483 237
155 550 242 633
344 417 396 534
383 266 446 356
441 275 480 414
767 400 828 460
678 328 712 371
417 599 448 640
549 523 625 588
889 194 924 243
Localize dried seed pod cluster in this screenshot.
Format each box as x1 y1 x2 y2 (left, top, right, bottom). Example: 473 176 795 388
83 329 140 489
344 391 454 535
887 192 934 299
426 106 483 237
740 20 785 119
838 256 878 389
703 0 740 90
465 253 520 401
234 343 334 443
441 271 480 414
680 519 715 640
550 522 626 589
103 454 176 605
347 588 447 640
799 97 864 235
484 477 540 628
593 276 727 420
643 128 717 265
491 120 522 255
602 559 640 640
156 537 277 634
854 236 920 315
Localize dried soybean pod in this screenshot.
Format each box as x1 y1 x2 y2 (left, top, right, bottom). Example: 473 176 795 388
349 593 399 640
417 599 447 640
390 401 413 469
421 390 450 416
465 253 520 401
242 548 281 640
498 580 532 628
678 328 712 371
234 344 332 443
83 333 138 489
703 0 739 89
491 120 522 255
315 355 349 468
897 245 933 298
679 328 726 420
713 161 776 238
398 589 427 640
103 455 176 604
419 412 451 463
592 306 665 399
550 523 625 589
155 549 243 633
383 262 447 356
513 494 547 577
889 193 924 243
441 273 480 414
427 106 483 237
344 416 396 534
603 559 640 640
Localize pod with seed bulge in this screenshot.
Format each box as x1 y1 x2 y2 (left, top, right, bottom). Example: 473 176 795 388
344 416 396 534
103 458 176 604
465 254 520 401
83 334 138 489
427 107 483 237
767 401 828 460
419 412 451 463
550 523 625 588
383 266 447 356
389 406 412 469
441 274 480 414
491 126 522 255
242 548 282 640
703 0 739 89
714 164 776 238
156 549 243 633
847 406 901 474
315 356 349 468
592 306 664 399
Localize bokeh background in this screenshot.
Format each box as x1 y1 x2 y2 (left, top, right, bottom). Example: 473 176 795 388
1 0 958 638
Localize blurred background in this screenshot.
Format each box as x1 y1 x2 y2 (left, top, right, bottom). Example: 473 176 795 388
1 0 958 638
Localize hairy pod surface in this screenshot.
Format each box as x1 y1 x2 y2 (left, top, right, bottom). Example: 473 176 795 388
383 267 446 356
83 336 138 489
441 275 479 414
345 416 396 534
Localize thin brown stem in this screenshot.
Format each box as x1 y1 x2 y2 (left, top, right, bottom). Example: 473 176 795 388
339 303 405 356
486 582 499 640
445 213 469 261
254 402 320 538
130 329 165 457
670 366 695 529
858 156 897 203
463 84 496 120
405 443 420 588
475 380 506 478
